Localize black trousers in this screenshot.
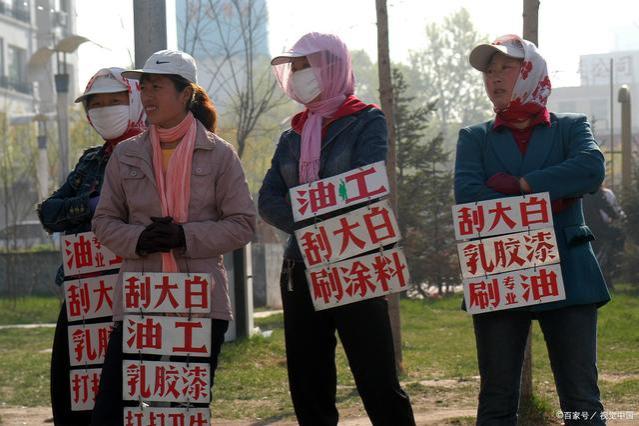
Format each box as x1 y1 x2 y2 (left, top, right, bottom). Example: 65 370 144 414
90 318 229 426
51 303 93 426
281 261 415 426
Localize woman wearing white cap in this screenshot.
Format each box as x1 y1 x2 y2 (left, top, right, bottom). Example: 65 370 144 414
37 67 146 425
90 50 256 425
456 34 609 425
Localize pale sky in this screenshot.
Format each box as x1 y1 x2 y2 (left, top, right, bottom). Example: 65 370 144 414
75 0 639 94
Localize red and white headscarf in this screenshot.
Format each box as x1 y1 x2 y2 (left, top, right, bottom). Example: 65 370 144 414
492 34 552 123
82 67 146 140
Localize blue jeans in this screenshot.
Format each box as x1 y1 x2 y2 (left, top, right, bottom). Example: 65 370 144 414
473 304 605 425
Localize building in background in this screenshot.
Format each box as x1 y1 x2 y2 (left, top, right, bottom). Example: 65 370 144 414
0 0 77 246
548 50 639 187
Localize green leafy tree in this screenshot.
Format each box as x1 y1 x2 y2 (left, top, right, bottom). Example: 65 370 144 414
393 68 458 296
408 8 492 143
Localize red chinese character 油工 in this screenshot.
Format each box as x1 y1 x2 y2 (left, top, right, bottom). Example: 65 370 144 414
295 181 338 216
521 268 560 301
126 317 162 350
344 167 387 204
172 321 208 354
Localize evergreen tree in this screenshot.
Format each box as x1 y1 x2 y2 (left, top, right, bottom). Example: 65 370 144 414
393 68 458 296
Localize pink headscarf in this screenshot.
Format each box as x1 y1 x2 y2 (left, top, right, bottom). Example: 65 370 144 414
272 32 355 184
83 67 146 137
492 35 552 122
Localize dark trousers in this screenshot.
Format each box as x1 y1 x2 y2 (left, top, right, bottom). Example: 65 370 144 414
90 318 229 426
281 261 415 426
473 304 605 425
51 303 93 426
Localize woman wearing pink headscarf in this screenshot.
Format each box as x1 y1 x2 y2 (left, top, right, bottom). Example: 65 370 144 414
457 35 609 424
259 33 415 425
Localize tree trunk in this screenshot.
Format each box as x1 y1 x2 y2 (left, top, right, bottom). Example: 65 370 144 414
375 0 403 374
521 0 540 402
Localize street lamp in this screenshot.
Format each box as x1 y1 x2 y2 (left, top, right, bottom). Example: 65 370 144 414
28 35 93 185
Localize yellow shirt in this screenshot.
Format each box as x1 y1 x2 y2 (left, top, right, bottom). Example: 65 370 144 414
160 141 180 173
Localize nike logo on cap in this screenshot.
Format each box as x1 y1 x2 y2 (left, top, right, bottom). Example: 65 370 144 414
156 60 170 64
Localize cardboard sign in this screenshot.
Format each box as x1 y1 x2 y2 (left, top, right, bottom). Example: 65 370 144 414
122 360 210 403
62 232 122 276
123 315 212 357
67 322 113 366
69 368 101 411
295 199 401 268
290 161 390 222
452 192 553 240
124 407 210 426
64 275 116 322
122 273 212 314
306 246 409 311
463 264 566 314
457 228 560 279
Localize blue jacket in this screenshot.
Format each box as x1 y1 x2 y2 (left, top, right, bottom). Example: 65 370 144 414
454 112 610 310
258 107 388 261
37 145 110 286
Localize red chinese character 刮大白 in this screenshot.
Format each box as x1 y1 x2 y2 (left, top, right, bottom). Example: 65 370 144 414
363 205 396 244
488 201 517 231
333 217 366 255
185 275 209 310
299 226 332 266
124 275 152 310
520 196 550 227
456 205 485 237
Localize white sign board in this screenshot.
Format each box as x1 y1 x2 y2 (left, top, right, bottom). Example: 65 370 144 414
306 246 409 311
62 231 122 276
295 199 401 269
124 407 210 426
64 274 115 322
457 227 560 279
122 272 212 314
123 315 212 357
67 322 113 366
452 192 553 240
463 264 566 314
69 368 102 411
122 360 211 403
290 161 390 222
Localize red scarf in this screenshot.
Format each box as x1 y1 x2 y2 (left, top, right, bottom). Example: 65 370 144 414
291 95 377 138
494 108 551 155
103 127 144 157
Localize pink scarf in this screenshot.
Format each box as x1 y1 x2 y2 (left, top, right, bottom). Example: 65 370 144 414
272 33 356 184
150 112 197 272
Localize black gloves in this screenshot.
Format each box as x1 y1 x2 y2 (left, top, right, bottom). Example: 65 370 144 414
135 216 186 256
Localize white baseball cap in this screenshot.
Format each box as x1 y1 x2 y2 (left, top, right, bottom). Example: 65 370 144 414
469 42 525 72
74 73 128 103
122 50 198 84
271 49 316 66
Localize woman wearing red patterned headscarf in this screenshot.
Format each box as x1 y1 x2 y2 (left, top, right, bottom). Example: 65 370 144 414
259 32 415 425
38 67 146 425
456 34 609 425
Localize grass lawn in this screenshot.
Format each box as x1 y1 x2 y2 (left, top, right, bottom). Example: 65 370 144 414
0 287 637 423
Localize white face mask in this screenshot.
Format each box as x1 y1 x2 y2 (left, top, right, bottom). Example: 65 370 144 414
290 68 322 104
88 105 130 140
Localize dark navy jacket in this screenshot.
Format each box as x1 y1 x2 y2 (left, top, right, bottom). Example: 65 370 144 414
37 145 110 285
258 107 388 261
454 113 610 310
